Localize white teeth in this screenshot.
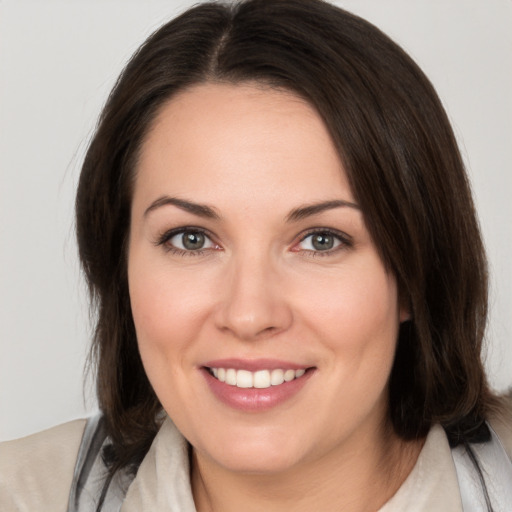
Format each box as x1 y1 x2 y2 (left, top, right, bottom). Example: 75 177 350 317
209 367 307 388
225 368 237 385
284 369 295 382
236 370 253 388
254 370 270 389
270 369 284 386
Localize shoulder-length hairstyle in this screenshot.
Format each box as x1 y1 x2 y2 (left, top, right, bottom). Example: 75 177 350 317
76 0 495 473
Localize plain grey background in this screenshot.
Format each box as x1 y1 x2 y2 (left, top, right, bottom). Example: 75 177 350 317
1 0 511 441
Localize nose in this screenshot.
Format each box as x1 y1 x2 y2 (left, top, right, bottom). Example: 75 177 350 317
214 253 293 341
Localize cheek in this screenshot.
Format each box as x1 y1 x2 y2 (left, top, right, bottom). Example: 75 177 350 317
127 254 221 422
128 253 215 370
298 260 400 374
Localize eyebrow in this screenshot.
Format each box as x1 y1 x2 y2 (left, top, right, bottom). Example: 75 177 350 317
144 196 220 219
144 196 359 222
286 199 360 222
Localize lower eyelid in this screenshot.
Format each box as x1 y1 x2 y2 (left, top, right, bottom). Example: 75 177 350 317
165 247 208 257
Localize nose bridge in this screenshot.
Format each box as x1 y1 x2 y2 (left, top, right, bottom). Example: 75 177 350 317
215 246 292 340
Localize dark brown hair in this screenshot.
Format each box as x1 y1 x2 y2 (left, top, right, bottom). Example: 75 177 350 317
76 0 495 473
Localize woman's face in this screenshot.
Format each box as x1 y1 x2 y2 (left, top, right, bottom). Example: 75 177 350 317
128 83 407 474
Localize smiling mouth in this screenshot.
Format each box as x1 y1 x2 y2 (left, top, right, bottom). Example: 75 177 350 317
206 367 309 389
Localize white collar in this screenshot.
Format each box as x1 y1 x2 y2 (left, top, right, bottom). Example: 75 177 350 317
379 424 463 511
121 419 464 512
121 417 196 512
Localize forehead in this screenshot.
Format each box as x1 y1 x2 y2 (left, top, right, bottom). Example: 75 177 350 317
133 82 353 213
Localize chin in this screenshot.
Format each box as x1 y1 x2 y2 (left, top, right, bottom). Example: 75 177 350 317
195 425 309 474
212 448 302 475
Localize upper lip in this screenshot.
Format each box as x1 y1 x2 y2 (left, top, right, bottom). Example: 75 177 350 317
202 358 312 371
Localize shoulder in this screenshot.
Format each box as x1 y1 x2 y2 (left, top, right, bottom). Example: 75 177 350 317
489 388 512 459
0 418 86 512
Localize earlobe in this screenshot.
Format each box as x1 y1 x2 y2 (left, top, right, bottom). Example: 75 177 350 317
399 308 411 323
399 301 412 323
398 294 412 323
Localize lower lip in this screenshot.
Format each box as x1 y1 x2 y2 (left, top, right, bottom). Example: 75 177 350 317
202 368 314 412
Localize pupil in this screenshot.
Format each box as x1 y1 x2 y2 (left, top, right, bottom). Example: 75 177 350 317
312 234 333 251
182 232 205 250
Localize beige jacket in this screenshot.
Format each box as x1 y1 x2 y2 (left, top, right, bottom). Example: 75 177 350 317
2 407 512 512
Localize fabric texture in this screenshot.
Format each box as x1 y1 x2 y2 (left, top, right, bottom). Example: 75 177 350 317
0 419 86 512
2 406 512 512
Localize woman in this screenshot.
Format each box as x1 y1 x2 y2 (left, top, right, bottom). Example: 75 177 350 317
1 0 511 511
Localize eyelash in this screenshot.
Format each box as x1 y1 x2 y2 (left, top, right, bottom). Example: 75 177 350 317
155 227 352 257
294 228 352 257
156 227 218 257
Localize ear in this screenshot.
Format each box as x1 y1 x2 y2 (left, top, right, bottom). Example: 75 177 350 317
398 292 412 323
399 305 411 323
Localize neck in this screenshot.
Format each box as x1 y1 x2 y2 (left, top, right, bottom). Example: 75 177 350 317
191 420 424 512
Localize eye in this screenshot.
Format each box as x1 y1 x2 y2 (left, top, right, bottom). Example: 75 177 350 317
171 231 212 250
157 228 219 254
294 229 351 254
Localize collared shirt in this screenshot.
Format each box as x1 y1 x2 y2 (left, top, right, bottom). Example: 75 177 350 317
1 411 511 511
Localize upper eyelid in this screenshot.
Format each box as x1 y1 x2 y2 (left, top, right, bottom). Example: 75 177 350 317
156 226 214 245
297 227 352 243
155 226 352 250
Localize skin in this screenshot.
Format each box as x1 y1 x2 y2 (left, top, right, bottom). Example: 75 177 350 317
128 82 421 512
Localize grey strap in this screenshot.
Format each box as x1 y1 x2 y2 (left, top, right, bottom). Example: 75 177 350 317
71 416 512 511
452 425 512 512
67 414 135 512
